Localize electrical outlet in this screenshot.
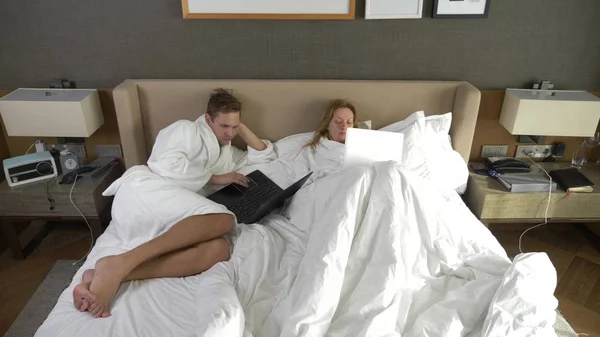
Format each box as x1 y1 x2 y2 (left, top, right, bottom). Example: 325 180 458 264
481 145 508 158
515 145 555 159
47 144 87 158
96 145 123 159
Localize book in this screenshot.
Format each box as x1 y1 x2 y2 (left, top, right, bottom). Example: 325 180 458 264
549 168 594 193
496 173 557 193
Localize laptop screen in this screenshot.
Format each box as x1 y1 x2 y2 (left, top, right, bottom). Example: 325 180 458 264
343 128 404 168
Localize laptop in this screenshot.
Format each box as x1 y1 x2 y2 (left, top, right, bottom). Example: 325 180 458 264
207 170 313 224
343 128 404 168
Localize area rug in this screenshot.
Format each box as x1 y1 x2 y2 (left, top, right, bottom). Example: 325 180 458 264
5 260 80 337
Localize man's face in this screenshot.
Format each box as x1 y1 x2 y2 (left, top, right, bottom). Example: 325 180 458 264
206 112 240 145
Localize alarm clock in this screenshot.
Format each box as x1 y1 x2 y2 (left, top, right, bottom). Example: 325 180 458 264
59 153 80 174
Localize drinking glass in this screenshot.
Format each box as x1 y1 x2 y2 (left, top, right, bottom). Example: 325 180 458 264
572 132 600 168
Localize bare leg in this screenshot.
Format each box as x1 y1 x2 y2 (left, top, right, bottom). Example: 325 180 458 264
75 239 228 314
124 237 230 281
87 213 233 318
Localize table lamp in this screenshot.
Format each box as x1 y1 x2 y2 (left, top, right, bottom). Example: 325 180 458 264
0 88 104 141
0 88 105 182
499 88 600 144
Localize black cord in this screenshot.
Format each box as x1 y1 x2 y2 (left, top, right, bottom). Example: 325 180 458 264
47 177 56 210
469 164 490 176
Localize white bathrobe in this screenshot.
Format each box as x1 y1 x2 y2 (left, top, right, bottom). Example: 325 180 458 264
146 115 276 193
101 115 276 249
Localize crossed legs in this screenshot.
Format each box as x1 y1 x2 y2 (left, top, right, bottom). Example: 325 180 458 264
73 213 233 318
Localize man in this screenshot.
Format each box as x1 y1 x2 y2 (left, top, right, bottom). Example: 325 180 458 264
73 88 275 318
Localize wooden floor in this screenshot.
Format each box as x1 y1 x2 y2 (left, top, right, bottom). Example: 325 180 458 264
0 223 600 336
0 223 90 336
492 223 600 337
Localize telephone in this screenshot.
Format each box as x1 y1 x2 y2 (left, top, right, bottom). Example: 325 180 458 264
485 157 531 173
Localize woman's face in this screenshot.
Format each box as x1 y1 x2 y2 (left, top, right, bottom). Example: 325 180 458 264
328 107 354 143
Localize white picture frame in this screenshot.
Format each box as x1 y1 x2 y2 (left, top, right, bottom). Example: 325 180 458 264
365 0 423 20
433 0 490 18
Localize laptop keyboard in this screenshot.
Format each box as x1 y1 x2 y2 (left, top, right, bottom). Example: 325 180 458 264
229 182 281 222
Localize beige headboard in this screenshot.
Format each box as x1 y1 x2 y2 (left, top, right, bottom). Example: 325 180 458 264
113 79 481 168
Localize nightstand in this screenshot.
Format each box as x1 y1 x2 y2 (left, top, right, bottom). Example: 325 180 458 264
0 162 123 259
464 162 600 226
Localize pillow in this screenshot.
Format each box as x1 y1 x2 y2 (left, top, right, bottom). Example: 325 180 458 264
379 111 468 194
380 111 451 136
380 110 429 181
356 120 372 130
425 112 454 147
422 123 469 194
274 132 314 159
425 112 452 134
379 111 424 133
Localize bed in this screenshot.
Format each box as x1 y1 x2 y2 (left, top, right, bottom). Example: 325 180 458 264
34 79 577 337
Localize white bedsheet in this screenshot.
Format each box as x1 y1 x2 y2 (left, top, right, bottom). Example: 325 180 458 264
35 160 558 337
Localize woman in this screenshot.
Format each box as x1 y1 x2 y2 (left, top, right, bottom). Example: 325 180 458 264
305 99 358 149
281 99 360 232
276 99 360 181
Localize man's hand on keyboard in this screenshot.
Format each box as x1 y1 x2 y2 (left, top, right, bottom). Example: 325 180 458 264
210 172 249 187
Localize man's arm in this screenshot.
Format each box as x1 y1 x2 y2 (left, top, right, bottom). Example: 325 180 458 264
237 123 267 151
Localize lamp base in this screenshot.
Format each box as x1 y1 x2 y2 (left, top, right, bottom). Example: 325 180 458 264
518 135 546 144
57 137 85 144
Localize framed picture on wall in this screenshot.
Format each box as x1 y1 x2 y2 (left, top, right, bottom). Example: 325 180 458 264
182 0 356 20
366 0 423 19
433 0 490 18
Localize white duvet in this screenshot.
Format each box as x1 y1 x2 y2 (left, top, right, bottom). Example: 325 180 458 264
35 141 558 337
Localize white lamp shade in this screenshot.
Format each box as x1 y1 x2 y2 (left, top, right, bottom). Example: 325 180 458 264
0 88 104 137
499 89 600 137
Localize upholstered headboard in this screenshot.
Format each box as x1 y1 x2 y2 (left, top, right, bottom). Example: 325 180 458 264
112 79 481 168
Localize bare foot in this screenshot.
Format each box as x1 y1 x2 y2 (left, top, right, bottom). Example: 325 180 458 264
87 255 132 318
73 269 95 312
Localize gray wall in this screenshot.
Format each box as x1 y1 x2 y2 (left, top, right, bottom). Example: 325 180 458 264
1 0 599 90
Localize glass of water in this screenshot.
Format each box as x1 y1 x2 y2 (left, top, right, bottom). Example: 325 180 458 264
572 132 600 168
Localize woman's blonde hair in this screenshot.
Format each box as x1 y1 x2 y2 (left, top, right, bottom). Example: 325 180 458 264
305 99 358 150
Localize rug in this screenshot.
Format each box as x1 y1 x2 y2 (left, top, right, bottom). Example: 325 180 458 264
5 260 80 337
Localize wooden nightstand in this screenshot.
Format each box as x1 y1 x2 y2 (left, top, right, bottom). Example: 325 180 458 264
0 162 123 259
464 162 600 226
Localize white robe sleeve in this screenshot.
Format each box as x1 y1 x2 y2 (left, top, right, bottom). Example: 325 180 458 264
231 140 277 172
147 120 216 192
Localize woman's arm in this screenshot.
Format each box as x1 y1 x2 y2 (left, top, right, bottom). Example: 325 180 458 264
237 123 267 151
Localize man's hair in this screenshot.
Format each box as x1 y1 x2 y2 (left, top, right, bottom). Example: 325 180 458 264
206 88 242 119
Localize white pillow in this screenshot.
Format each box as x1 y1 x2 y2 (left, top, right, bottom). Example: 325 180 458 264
425 112 454 147
379 111 425 133
425 112 452 134
357 120 372 129
381 111 451 137
380 110 429 180
274 132 314 160
422 123 469 194
379 111 468 194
